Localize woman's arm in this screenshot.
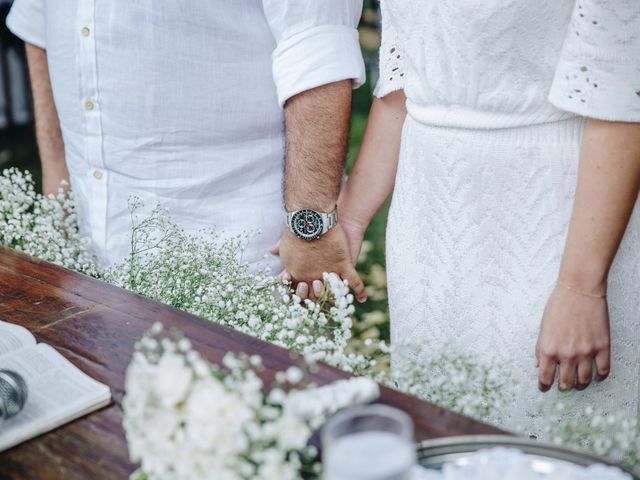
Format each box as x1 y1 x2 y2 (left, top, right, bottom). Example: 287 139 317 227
25 43 68 196
536 119 640 392
338 90 407 262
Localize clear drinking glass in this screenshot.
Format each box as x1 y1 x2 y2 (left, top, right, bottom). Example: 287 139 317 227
322 404 416 480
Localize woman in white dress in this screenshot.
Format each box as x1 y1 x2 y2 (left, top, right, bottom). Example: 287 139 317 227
339 1 640 435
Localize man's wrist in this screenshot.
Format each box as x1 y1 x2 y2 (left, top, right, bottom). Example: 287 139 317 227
284 199 337 213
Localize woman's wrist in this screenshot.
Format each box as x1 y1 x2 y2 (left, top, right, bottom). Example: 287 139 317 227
337 189 373 236
557 262 608 297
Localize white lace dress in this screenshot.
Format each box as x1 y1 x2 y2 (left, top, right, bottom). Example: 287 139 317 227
378 0 640 436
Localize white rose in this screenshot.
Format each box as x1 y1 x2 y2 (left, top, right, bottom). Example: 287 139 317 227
153 352 193 408
275 414 311 450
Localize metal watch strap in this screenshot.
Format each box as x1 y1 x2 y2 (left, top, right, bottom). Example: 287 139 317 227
285 207 338 240
323 209 338 233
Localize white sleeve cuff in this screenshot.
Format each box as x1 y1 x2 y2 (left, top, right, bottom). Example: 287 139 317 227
549 56 640 123
6 0 46 49
547 0 640 122
272 24 366 107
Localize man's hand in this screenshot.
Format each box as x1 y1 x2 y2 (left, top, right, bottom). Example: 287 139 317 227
535 284 610 392
279 225 366 303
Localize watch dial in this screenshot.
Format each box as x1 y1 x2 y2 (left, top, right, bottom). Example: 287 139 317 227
292 209 323 240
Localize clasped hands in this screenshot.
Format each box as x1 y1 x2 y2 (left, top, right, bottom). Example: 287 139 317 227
274 219 367 303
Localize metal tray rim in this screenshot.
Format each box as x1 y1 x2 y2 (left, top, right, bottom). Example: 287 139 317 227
417 435 640 479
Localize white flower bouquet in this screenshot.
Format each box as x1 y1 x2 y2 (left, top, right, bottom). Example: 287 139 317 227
123 323 380 480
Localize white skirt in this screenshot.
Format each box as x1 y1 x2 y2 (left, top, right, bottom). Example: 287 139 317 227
387 115 640 436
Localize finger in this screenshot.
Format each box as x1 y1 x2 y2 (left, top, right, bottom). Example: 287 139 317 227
312 280 324 298
558 358 577 392
595 349 611 382
270 240 281 255
538 355 557 392
277 270 291 283
576 358 594 390
343 265 367 303
295 282 309 300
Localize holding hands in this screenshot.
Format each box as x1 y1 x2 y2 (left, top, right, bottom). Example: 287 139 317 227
278 224 366 303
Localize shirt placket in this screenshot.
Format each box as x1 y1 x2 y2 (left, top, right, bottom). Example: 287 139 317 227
77 1 108 254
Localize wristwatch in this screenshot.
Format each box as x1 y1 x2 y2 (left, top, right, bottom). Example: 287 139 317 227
285 207 338 241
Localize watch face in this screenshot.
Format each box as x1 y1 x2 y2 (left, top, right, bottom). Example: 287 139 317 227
291 209 323 240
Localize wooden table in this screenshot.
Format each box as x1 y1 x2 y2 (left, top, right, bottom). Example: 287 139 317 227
0 247 503 479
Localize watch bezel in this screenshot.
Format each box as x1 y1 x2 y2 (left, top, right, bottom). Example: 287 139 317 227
290 209 324 241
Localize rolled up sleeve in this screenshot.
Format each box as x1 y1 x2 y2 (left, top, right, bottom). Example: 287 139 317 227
263 0 366 107
6 0 46 49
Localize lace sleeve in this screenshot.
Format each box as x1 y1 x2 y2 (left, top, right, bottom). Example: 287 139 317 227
548 0 640 122
373 0 405 98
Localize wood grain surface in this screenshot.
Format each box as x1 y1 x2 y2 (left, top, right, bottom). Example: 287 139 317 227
0 247 504 479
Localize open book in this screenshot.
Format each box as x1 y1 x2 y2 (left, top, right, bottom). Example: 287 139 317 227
0 321 111 452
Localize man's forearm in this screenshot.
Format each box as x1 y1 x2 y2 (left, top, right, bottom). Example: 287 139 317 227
559 119 640 292
25 43 68 196
283 80 352 212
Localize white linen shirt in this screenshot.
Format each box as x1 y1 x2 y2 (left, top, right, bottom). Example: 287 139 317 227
7 0 365 270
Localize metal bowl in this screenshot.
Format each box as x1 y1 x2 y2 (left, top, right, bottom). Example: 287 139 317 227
417 435 639 479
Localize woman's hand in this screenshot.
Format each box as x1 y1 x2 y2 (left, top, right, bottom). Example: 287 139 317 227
338 208 367 266
536 119 640 393
535 284 610 392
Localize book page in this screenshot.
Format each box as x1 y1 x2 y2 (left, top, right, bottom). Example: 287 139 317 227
0 321 36 357
0 343 111 451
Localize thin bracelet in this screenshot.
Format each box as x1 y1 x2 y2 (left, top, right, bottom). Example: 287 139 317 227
557 280 606 299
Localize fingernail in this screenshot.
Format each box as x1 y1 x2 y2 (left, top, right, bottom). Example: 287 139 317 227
538 383 551 393
312 280 323 297
296 283 308 298
357 295 367 304
282 272 291 282
559 382 570 392
575 383 589 391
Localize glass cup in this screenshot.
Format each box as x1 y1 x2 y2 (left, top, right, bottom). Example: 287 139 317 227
322 404 416 480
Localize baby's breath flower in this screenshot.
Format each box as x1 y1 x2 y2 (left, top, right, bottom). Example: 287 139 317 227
0 168 97 274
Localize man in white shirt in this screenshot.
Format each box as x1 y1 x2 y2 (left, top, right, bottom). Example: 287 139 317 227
7 0 367 300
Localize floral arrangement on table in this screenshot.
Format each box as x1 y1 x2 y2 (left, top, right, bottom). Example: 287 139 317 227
2 167 640 473
124 322 380 480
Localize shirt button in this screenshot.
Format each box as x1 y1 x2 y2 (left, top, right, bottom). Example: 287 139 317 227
81 27 90 37
85 100 95 110
92 169 103 180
